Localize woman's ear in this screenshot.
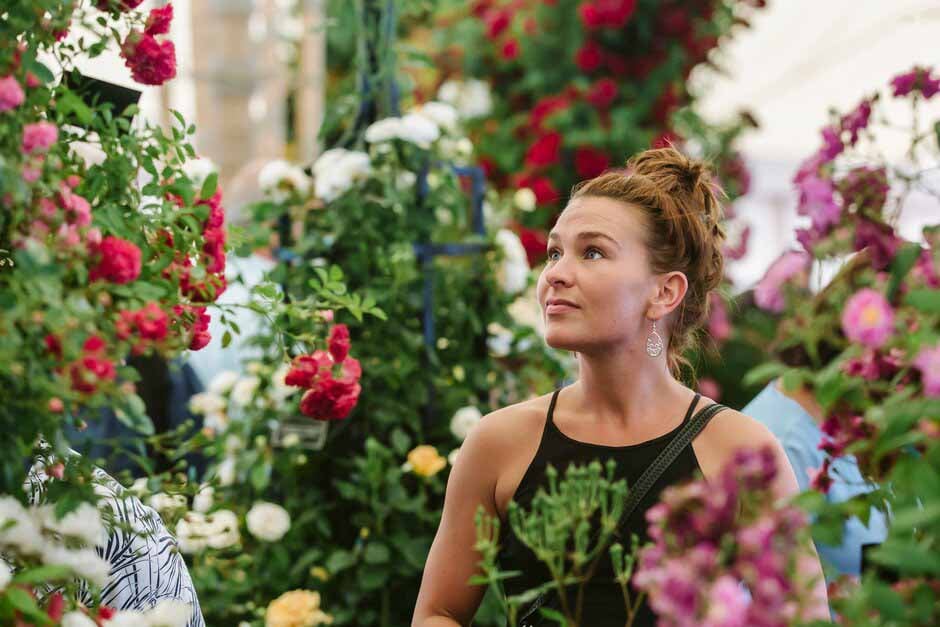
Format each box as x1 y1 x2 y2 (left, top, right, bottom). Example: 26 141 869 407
646 271 688 320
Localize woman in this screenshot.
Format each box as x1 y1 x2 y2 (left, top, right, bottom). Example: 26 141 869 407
412 147 828 626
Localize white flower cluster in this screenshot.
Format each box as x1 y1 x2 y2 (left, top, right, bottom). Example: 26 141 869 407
59 599 194 627
246 501 291 542
437 79 493 119
364 112 441 148
175 509 241 553
0 496 110 587
258 159 312 203
189 367 297 435
312 148 372 202
495 228 530 295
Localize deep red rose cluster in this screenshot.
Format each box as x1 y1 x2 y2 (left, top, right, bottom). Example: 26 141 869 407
172 304 212 351
285 324 362 421
89 236 142 284
116 302 170 355
68 335 117 394
120 5 177 86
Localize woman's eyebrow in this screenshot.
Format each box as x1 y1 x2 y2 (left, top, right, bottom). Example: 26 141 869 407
547 231 621 248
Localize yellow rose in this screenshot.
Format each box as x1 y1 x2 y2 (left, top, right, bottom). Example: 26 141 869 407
265 590 333 627
407 445 447 478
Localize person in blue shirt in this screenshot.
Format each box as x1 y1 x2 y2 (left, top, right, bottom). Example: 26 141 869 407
743 378 888 579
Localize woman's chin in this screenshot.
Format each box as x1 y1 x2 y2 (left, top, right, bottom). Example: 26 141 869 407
544 331 582 352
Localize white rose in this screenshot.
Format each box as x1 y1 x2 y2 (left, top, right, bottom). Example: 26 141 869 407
193 484 214 514
487 323 514 358
144 599 193 627
450 406 482 441
397 113 440 147
0 560 11 591
259 159 312 202
447 448 460 467
0 497 44 556
496 229 530 294
148 493 187 517
181 157 217 190
41 545 110 587
231 376 260 406
364 117 404 144
208 370 240 395
104 612 146 627
513 187 537 212
413 101 459 133
40 502 105 547
175 513 209 554
61 611 98 627
246 501 291 542
188 392 226 417
205 509 240 549
313 148 372 202
437 79 493 119
217 457 237 487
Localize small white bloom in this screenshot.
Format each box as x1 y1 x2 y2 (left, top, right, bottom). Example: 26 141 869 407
413 101 459 133
282 432 301 448
0 496 44 556
259 159 311 203
149 493 188 517
175 513 209 554
245 361 264 374
217 457 237 487
513 187 537 212
188 392 227 417
364 117 404 143
231 376 261 406
224 435 242 455
0 560 11 591
130 477 150 497
246 501 291 542
42 545 111 587
456 137 474 158
450 406 483 441
487 323 514 358
312 148 372 201
145 599 193 627
495 229 530 294
181 157 217 190
193 484 214 514
437 79 493 119
105 611 146 627
398 113 440 147
208 370 240 395
40 502 105 547
395 170 417 191
61 611 98 627
447 448 460 467
205 509 240 549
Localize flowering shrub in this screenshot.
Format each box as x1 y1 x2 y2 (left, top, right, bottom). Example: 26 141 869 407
745 66 940 624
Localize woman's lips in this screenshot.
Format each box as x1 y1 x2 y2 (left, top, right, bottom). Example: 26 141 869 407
545 303 579 315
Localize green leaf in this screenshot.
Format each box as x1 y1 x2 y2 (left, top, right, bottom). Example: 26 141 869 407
364 541 390 564
250 461 272 492
325 549 356 573
12 565 73 585
390 428 411 455
200 172 219 200
4 587 49 624
904 288 940 314
58 90 94 126
742 361 789 387
358 565 388 590
222 330 232 348
113 393 154 435
887 243 922 300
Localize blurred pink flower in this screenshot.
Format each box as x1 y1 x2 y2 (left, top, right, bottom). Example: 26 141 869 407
890 66 940 98
753 250 810 313
702 576 749 627
0 75 25 112
840 98 873 144
707 293 732 342
21 121 58 154
797 174 841 232
841 288 894 348
913 344 940 397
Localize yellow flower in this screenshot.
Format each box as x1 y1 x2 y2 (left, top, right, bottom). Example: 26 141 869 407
265 590 333 627
407 445 447 478
310 566 329 582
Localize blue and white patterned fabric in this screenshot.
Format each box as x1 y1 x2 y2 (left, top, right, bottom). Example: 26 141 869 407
743 380 889 579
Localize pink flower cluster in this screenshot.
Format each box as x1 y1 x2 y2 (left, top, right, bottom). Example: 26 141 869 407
285 324 362 421
116 302 170 355
23 176 100 252
0 75 25 112
634 446 810 627
68 335 117 394
120 5 176 86
753 250 810 313
89 236 142 284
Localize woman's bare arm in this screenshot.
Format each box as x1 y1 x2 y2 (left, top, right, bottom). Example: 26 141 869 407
412 413 508 626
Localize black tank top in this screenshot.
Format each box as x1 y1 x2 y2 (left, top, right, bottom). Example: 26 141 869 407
497 388 705 626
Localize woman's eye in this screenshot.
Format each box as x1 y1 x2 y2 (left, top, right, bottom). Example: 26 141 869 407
585 247 604 260
547 248 561 260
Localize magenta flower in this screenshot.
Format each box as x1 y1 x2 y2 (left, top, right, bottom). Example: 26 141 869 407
839 166 889 213
820 126 843 161
890 66 940 99
21 121 58 154
702 576 750 627
841 288 895 348
853 217 900 270
840 98 873 144
753 250 810 313
913 344 940 397
0 75 25 112
797 174 841 231
707 293 732 342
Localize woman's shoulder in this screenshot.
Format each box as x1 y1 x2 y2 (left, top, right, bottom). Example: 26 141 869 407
459 391 554 465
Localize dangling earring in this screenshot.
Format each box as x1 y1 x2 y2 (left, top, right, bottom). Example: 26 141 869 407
646 319 664 357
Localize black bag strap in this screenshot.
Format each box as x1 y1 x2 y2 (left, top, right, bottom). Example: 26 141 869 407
518 397 728 626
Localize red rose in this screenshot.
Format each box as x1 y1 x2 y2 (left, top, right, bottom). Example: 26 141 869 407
597 0 637 27
299 378 361 421
83 335 106 353
574 147 610 179
337 356 362 384
173 305 212 351
116 310 135 340
144 4 173 36
517 226 548 268
328 324 351 363
285 351 333 388
121 31 176 86
587 78 617 109
524 131 562 168
96 0 144 11
135 302 169 340
501 38 520 61
98 607 117 621
483 8 512 39
529 95 570 130
90 236 142 284
70 354 116 394
575 40 603 72
515 174 560 205
45 334 62 358
578 3 603 29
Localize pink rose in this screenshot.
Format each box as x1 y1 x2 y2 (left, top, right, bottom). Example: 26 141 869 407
21 121 58 154
189 306 211 350
89 236 142 284
0 75 25 112
285 351 333 389
841 288 895 349
299 378 361 420
702 575 749 627
144 4 173 36
913 344 940 397
121 31 177 86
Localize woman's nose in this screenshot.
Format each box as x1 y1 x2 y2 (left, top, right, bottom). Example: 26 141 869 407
542 255 573 287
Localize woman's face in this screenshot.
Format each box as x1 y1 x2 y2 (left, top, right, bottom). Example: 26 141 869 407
536 196 658 354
